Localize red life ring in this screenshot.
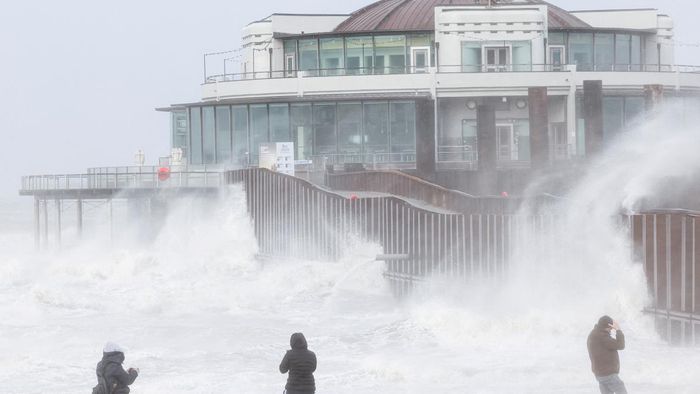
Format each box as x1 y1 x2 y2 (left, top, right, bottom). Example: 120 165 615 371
157 167 171 181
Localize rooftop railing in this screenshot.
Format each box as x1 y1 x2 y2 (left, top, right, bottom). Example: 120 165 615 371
204 63 700 83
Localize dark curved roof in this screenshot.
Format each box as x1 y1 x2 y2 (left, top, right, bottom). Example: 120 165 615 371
334 0 591 33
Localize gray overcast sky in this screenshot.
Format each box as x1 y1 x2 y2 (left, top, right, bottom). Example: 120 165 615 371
1 0 699 197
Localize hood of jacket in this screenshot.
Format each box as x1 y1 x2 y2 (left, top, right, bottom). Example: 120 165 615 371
290 333 308 350
102 351 125 365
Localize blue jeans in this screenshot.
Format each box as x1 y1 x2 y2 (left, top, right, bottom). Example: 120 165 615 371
596 374 627 394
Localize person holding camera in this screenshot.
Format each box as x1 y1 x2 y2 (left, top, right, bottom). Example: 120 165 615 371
92 342 139 394
587 316 627 394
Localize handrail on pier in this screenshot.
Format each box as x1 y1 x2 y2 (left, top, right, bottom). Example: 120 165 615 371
20 171 224 193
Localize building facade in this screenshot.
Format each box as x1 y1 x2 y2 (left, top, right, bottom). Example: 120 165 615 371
160 0 700 192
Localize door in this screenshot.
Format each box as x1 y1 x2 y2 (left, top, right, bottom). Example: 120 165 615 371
411 47 430 73
549 45 566 71
496 124 517 161
484 46 509 72
285 54 296 77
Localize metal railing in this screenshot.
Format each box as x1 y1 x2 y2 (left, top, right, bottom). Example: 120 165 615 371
204 63 700 83
20 171 224 192
309 151 417 171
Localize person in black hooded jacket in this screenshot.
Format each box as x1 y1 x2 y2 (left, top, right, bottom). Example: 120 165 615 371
93 342 138 394
279 333 316 394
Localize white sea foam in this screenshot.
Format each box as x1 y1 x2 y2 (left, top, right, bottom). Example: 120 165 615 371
1 106 700 393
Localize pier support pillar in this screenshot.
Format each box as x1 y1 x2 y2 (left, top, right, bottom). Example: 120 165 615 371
34 197 40 250
583 80 604 157
76 199 83 239
644 84 664 113
476 104 497 195
55 199 61 247
42 199 49 249
528 87 550 170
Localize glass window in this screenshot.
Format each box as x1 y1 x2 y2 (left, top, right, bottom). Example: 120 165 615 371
269 104 290 142
390 102 415 154
569 33 593 71
232 106 248 167
337 102 362 155
345 36 373 75
250 104 268 164
603 97 624 138
299 39 319 74
202 106 216 164
284 40 297 75
284 40 296 56
189 107 202 164
215 106 231 164
313 103 337 155
461 42 482 72
374 35 406 74
631 35 642 71
624 97 645 126
595 33 614 71
171 110 188 153
363 102 389 153
548 32 566 45
615 34 631 70
320 37 344 76
291 104 313 160
512 41 532 71
513 120 530 161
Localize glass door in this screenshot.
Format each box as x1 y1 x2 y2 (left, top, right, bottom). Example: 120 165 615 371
484 46 509 72
549 45 566 71
496 124 517 161
411 47 430 73
285 54 296 77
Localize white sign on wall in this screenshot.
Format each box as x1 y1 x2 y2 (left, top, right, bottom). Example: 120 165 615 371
258 142 295 176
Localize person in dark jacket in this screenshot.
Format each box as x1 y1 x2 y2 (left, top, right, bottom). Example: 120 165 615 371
587 316 627 394
93 342 139 394
279 333 317 394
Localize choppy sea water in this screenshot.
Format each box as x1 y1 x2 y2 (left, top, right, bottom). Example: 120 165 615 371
2 109 700 393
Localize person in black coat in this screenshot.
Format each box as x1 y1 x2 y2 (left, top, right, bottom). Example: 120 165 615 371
587 316 627 394
279 333 317 394
93 342 139 394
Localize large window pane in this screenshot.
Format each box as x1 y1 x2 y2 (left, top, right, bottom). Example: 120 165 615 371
390 102 416 154
299 39 318 73
615 34 631 70
338 102 362 155
363 102 389 153
569 33 593 71
269 104 290 142
313 103 337 155
291 104 313 160
232 106 248 166
548 32 566 45
215 106 231 164
512 41 532 71
461 42 482 72
320 37 344 76
345 36 373 75
514 120 530 161
603 97 624 138
374 35 405 74
171 110 188 154
595 33 614 71
250 104 269 164
631 35 642 71
624 97 645 126
189 107 202 164
202 107 216 164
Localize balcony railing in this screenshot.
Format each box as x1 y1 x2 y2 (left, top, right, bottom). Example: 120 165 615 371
204 63 700 84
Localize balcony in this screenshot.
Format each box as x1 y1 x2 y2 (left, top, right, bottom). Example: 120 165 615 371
202 64 700 101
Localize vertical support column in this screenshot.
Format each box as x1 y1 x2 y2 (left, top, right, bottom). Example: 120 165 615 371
644 84 664 113
55 199 61 246
76 199 83 239
583 80 603 157
528 87 550 170
42 198 49 249
416 98 436 179
476 104 497 195
34 197 40 250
